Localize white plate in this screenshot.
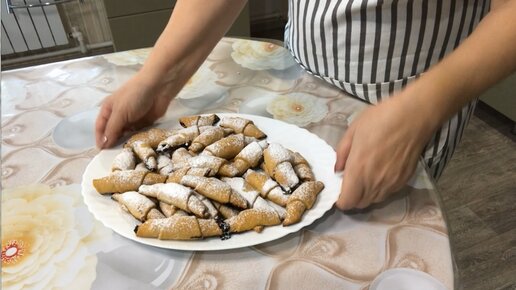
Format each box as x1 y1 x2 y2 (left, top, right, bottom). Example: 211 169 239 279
53 108 99 149
81 113 341 251
370 268 447 290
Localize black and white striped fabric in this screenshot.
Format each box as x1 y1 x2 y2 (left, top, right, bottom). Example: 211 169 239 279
284 0 490 178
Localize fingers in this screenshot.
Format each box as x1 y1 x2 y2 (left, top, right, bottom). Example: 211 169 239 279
335 125 364 210
356 189 382 209
334 128 381 210
334 125 355 172
127 89 173 131
142 99 170 127
335 167 364 210
103 105 127 148
95 102 112 148
372 190 389 204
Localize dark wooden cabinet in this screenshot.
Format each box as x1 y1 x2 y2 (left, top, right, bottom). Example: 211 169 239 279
104 0 250 51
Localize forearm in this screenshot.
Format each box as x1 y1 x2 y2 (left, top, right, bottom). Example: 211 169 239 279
400 0 516 130
136 0 248 88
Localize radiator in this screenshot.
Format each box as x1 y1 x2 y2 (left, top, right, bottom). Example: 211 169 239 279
1 0 71 55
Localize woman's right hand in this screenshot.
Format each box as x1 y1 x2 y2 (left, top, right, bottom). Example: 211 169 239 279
94 0 249 149
95 75 176 149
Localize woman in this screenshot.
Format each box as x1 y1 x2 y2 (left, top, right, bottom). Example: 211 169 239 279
95 0 516 210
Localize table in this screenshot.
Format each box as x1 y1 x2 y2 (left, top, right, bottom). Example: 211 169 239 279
1 38 455 290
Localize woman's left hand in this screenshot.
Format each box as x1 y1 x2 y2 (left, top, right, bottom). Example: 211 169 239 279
334 94 435 210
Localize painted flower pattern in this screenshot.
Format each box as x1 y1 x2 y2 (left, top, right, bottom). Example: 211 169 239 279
176 64 225 100
1 184 108 290
102 48 150 66
267 92 329 127
231 40 296 71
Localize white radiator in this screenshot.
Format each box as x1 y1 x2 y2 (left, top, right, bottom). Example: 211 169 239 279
1 0 70 55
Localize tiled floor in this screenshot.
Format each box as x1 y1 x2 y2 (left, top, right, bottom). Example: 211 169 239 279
438 103 516 290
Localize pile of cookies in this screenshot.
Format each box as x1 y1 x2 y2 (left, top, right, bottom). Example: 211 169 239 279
92 114 324 240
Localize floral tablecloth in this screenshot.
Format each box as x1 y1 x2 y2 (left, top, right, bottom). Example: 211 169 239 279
1 38 454 290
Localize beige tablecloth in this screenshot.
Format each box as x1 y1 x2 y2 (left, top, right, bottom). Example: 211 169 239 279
1 38 454 290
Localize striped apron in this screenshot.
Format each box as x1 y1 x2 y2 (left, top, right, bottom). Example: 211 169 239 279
284 0 491 179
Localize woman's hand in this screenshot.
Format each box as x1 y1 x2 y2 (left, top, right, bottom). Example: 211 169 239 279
334 95 435 210
95 75 176 149
94 0 249 149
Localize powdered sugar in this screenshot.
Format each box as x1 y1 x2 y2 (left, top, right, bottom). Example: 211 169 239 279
134 163 149 172
188 155 225 173
276 162 300 191
96 114 327 241
145 156 157 171
110 170 146 186
190 127 225 152
140 183 189 207
140 216 201 239
157 155 173 175
203 134 244 159
265 143 292 164
261 179 278 194
181 176 229 200
139 183 207 217
267 200 286 219
235 142 263 167
288 181 323 209
222 177 259 206
171 148 193 170
192 192 219 218
158 126 200 151
220 117 249 132
112 148 136 171
113 191 155 221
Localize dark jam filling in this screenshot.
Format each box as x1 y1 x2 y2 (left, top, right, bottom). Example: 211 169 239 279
216 216 231 240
